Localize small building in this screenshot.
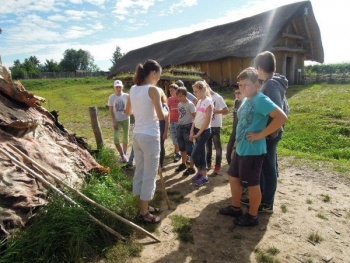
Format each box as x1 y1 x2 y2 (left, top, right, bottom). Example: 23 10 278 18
109 1 323 85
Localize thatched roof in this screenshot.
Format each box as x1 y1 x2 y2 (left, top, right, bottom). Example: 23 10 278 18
109 1 323 78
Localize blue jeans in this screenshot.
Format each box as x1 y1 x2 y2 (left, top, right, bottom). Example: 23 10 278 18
260 130 282 206
206 127 222 166
128 147 134 164
191 128 211 170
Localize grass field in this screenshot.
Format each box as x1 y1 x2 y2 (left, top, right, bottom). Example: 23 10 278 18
22 78 350 176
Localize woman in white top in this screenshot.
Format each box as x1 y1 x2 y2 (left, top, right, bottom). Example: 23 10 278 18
126 59 167 223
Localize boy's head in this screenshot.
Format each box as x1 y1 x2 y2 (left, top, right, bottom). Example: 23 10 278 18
254 51 276 74
169 83 178 96
233 82 242 101
175 80 184 87
237 67 259 98
113 80 123 93
176 87 188 103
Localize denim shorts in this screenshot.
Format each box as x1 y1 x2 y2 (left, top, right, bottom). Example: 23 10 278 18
177 123 193 155
169 122 179 145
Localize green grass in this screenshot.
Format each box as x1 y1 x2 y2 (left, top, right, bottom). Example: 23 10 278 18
321 194 331 203
308 231 324 243
169 215 194 243
280 204 288 213
254 248 281 263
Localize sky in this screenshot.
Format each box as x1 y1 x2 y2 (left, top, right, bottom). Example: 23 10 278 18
0 0 349 71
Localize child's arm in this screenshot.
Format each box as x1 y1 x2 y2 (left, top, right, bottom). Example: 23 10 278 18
109 106 118 130
193 104 213 139
247 108 287 142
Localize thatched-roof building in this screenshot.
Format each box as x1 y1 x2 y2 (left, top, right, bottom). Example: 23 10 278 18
109 1 323 85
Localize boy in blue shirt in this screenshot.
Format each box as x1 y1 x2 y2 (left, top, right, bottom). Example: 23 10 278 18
219 67 287 227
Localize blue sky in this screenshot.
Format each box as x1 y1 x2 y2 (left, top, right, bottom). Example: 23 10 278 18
0 0 349 71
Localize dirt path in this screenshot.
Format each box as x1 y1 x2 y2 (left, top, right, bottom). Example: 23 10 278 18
128 154 350 263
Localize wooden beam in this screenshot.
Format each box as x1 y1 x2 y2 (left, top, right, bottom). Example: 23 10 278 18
271 47 307 53
282 33 305 40
292 21 299 35
303 15 314 58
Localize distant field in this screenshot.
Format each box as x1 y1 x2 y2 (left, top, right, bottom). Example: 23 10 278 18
22 78 350 176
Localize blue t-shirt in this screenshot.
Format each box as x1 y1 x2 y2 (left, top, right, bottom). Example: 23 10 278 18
236 92 277 156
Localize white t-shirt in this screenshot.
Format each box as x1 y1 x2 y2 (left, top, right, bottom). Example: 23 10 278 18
130 84 159 137
107 93 129 121
211 93 227 127
194 97 212 129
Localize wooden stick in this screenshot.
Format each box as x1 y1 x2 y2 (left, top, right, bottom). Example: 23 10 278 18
0 148 125 241
4 145 161 242
158 167 171 210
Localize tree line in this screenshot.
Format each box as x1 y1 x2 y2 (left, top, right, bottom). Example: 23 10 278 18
305 63 350 74
9 46 124 80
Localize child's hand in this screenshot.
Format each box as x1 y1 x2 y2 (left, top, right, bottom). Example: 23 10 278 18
162 133 168 140
246 132 263 142
113 122 118 130
230 148 236 159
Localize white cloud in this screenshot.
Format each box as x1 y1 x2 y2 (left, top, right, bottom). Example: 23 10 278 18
168 0 197 13
113 0 157 20
0 0 58 14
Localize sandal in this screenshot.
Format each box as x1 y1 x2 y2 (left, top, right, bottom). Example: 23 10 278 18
148 205 160 213
138 212 161 224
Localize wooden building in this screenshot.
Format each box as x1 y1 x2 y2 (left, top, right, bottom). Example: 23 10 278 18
109 1 323 85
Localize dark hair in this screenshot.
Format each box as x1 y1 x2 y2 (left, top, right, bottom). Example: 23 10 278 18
176 87 187 96
133 59 162 85
233 82 239 89
169 83 179 90
237 67 258 83
254 51 276 73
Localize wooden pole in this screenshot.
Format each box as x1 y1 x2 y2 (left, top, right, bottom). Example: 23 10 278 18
0 148 125 241
7 143 161 242
89 106 104 150
158 167 171 210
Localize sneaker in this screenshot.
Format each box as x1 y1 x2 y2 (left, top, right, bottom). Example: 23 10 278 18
175 163 187 172
240 197 250 206
195 176 209 186
183 167 196 176
234 213 259 227
258 203 274 214
207 163 212 170
191 172 202 182
213 165 221 174
219 205 243 217
123 163 133 170
119 155 128 163
174 153 181 162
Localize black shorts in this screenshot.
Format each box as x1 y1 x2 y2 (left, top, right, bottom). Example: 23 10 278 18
227 153 266 187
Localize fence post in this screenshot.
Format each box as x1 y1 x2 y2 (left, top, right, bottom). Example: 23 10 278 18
89 106 104 150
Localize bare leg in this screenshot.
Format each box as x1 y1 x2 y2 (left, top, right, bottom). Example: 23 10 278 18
122 143 128 155
247 185 261 216
181 151 187 164
140 199 149 215
229 176 242 208
115 143 124 157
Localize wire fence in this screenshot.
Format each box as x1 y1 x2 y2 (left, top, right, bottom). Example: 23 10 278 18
304 73 350 84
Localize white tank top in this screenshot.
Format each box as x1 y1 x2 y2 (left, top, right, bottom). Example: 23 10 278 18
130 84 160 137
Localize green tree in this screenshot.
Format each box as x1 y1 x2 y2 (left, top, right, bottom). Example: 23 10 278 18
109 45 124 71
59 49 98 72
10 59 27 79
23 56 41 77
43 59 60 72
